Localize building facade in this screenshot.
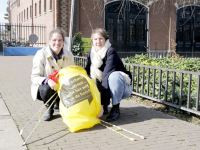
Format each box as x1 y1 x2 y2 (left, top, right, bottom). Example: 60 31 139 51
9 0 200 56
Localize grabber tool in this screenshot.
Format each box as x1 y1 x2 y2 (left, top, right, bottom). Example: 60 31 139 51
100 119 145 140
19 92 58 146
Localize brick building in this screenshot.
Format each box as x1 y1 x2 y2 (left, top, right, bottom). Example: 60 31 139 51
9 0 200 56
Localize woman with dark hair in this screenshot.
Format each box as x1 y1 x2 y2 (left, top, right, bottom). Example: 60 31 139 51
85 28 132 122
31 28 74 121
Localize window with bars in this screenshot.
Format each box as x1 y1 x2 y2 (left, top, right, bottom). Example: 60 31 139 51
39 0 41 15
107 18 114 43
130 19 136 41
178 21 183 41
185 22 191 41
139 19 145 41
117 19 124 42
196 22 200 42
44 0 46 12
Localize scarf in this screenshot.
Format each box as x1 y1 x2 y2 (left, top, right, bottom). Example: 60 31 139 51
90 39 111 84
50 46 63 62
90 39 131 85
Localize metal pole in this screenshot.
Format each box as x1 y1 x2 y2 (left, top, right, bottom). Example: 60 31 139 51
68 0 75 52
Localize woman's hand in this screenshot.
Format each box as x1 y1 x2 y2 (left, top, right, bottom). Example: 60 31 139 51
97 105 104 118
48 79 58 91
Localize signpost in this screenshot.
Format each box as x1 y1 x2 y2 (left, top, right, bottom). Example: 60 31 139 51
68 0 75 52
29 34 38 46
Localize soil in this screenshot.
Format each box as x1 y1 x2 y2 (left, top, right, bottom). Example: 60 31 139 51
128 95 200 127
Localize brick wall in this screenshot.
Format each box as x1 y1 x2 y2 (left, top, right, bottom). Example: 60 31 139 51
9 0 55 47
148 0 177 51
78 0 104 38
8 0 182 51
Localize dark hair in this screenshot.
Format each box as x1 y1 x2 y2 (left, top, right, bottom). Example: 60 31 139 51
91 28 109 42
49 28 65 41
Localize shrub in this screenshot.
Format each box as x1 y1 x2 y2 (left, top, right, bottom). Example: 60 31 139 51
72 32 84 56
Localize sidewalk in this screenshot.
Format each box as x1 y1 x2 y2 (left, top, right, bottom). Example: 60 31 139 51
0 56 200 150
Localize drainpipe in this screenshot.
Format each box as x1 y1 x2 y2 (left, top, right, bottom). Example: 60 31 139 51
147 6 150 52
168 0 171 51
32 0 33 34
55 0 57 28
68 0 75 52
53 0 55 28
147 1 153 53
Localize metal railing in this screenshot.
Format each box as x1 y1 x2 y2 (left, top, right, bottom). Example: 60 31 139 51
0 23 46 47
117 52 200 59
74 56 200 116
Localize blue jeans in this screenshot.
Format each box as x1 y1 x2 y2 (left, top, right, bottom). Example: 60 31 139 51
108 71 132 105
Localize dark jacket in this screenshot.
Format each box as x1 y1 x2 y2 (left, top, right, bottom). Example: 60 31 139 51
85 46 132 106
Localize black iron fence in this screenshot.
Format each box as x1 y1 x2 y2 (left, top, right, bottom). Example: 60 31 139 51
117 52 200 58
0 23 46 48
74 56 200 116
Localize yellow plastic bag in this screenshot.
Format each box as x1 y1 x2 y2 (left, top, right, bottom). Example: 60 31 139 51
57 65 101 132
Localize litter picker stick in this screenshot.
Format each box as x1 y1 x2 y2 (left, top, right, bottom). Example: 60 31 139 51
22 95 58 146
99 122 135 141
100 119 145 140
20 92 58 135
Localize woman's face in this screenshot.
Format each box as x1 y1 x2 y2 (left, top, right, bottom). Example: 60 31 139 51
49 33 64 54
92 32 106 51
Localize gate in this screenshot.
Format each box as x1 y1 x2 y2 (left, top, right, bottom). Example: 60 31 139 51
0 23 46 47
176 6 200 57
105 1 147 54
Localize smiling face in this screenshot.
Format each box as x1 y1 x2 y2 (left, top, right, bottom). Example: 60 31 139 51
49 32 64 55
92 32 106 51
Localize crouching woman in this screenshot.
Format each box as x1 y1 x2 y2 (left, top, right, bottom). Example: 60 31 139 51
31 28 74 121
85 28 132 122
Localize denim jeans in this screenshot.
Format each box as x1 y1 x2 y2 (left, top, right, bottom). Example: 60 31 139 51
108 71 132 105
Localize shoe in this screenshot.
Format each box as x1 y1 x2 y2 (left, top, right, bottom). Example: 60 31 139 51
53 101 59 112
103 105 108 115
105 107 120 122
43 106 54 121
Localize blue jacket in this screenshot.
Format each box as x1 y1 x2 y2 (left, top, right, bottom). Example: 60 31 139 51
85 46 132 106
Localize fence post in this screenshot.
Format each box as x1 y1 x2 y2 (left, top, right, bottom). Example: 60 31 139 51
196 76 200 111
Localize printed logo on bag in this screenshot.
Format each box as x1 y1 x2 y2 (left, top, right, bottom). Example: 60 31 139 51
60 75 93 108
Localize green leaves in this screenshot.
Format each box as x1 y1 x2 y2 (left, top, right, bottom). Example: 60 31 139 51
72 32 84 56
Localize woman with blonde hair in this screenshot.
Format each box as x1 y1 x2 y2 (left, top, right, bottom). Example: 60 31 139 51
85 28 132 122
